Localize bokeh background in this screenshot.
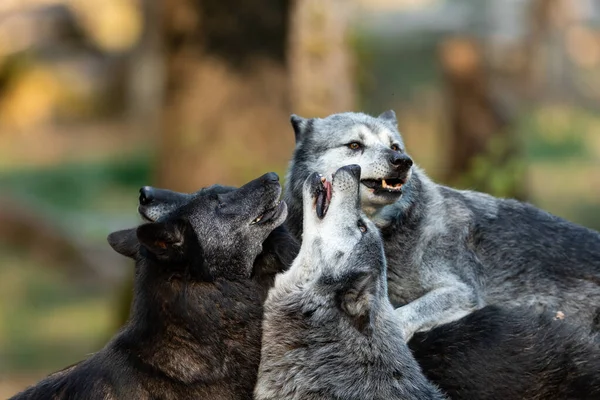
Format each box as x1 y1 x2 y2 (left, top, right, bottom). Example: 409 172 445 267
1 0 599 395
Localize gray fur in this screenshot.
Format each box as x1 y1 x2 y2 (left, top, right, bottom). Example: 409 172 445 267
284 111 600 340
256 165 445 400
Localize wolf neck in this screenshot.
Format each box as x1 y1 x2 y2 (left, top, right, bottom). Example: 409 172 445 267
119 262 263 383
284 244 323 283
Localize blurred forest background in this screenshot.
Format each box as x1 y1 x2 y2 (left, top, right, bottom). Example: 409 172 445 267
1 0 600 395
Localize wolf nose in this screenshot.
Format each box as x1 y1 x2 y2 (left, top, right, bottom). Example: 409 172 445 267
389 153 413 170
139 186 154 206
263 172 280 184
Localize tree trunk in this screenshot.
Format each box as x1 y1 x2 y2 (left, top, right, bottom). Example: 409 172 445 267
288 0 355 116
439 37 526 200
157 0 294 191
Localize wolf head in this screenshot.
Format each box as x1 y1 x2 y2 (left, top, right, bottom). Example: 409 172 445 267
293 164 387 333
108 173 288 280
286 111 412 228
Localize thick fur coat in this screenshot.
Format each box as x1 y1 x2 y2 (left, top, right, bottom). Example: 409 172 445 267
284 111 600 338
256 165 445 400
11 173 298 400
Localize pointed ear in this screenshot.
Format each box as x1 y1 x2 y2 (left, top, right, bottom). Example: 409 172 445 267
290 114 310 142
378 110 397 125
107 228 139 259
136 220 187 260
337 271 376 334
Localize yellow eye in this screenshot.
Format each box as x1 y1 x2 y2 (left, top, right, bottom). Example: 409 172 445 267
391 144 400 151
348 142 361 150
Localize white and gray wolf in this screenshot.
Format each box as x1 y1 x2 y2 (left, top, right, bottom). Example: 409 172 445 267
255 165 446 400
140 181 600 399
11 173 298 400
284 110 600 340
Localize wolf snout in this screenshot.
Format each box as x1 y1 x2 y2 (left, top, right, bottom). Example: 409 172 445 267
336 164 361 180
261 172 280 185
139 186 155 206
389 153 413 171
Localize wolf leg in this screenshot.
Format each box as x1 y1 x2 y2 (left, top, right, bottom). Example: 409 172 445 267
394 284 483 341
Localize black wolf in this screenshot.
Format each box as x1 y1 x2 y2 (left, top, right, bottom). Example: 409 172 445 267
410 305 600 399
11 173 298 400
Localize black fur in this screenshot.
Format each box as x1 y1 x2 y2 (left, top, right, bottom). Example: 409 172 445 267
11 175 298 400
410 305 600 400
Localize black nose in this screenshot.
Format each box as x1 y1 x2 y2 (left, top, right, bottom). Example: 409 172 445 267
262 172 280 184
139 186 154 206
389 153 413 170
339 164 361 180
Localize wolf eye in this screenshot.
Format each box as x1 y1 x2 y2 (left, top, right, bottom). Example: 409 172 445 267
347 142 362 151
358 220 367 233
391 144 401 152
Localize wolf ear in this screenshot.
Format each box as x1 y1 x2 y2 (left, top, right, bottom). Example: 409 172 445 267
136 219 187 260
378 110 397 125
290 114 310 142
108 228 139 259
337 271 377 334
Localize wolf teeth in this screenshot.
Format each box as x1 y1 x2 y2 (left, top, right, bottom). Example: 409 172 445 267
251 215 263 224
381 179 403 191
381 179 402 191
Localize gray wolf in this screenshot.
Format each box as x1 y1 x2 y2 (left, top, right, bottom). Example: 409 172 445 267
256 165 445 400
11 173 298 400
284 110 600 340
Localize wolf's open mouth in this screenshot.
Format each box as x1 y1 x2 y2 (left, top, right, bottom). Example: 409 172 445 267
314 175 332 219
361 178 405 193
251 201 285 225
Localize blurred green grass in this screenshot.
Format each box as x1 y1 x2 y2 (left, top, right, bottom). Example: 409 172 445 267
522 106 600 162
0 153 151 212
0 248 116 372
0 152 152 240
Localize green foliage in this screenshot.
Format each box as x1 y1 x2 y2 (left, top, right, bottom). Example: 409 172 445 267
519 107 596 161
454 133 528 199
0 153 152 213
